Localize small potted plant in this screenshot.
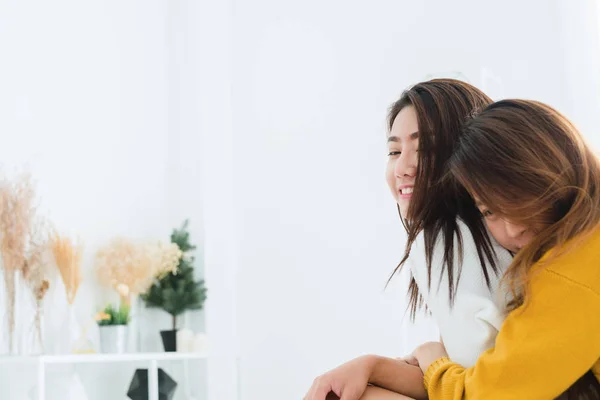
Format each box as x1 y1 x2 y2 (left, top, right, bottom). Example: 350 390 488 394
142 220 207 352
95 237 181 352
95 302 130 353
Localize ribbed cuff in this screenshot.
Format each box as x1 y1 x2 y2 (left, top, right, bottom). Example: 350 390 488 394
424 357 453 389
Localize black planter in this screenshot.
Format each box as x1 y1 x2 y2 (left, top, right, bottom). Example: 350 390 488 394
160 330 177 352
127 368 177 400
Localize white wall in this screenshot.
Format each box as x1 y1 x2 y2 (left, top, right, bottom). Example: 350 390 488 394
0 0 174 306
1 0 600 399
0 0 206 398
219 0 600 399
165 0 207 335
556 0 600 150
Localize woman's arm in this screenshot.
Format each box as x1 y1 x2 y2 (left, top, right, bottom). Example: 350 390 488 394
415 268 600 399
368 356 427 400
304 355 427 400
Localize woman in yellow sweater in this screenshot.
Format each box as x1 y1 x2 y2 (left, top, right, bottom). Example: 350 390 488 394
411 99 600 399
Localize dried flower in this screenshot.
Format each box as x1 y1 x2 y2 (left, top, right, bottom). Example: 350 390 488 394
95 238 182 301
146 241 181 279
116 283 130 299
0 173 36 352
25 216 54 295
26 219 56 355
36 280 50 300
51 232 83 305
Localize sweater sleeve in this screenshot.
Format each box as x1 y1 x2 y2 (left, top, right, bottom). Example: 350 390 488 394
424 268 600 400
409 220 512 367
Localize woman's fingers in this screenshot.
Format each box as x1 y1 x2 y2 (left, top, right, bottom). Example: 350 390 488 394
396 355 419 367
305 376 335 400
402 355 419 367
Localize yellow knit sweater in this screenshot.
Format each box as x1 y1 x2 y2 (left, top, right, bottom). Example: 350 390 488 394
424 226 600 399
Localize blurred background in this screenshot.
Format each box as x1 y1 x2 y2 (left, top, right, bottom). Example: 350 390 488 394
1 0 600 399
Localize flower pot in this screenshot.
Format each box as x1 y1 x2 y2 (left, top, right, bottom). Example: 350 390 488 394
160 330 177 352
99 325 128 354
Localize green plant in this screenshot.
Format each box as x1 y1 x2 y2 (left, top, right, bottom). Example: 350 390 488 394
141 220 207 330
96 303 130 326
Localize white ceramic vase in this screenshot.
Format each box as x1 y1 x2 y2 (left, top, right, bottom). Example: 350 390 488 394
99 325 128 354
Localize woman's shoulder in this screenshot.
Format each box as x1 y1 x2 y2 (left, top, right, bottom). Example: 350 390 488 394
542 224 600 294
408 217 512 295
407 218 512 367
410 218 510 266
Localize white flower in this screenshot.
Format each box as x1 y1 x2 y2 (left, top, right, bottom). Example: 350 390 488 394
116 283 130 298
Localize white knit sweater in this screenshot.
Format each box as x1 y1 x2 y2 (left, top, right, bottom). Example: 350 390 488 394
406 219 513 367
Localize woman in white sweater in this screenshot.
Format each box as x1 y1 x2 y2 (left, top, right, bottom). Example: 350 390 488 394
304 79 513 400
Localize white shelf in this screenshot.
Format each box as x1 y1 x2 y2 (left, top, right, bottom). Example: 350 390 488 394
0 352 208 400
0 351 208 365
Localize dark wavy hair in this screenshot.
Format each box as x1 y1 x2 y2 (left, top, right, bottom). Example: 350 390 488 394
387 79 501 319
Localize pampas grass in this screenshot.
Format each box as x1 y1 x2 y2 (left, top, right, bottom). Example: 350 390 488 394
0 171 59 354
95 238 181 305
51 232 83 305
0 173 36 352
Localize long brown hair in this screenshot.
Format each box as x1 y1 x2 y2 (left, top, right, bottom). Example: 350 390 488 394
387 79 501 319
448 99 600 399
449 99 600 308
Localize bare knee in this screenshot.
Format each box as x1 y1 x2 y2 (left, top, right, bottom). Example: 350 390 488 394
325 387 415 400
360 387 416 400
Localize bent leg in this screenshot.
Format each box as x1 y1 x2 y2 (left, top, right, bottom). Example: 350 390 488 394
326 387 416 400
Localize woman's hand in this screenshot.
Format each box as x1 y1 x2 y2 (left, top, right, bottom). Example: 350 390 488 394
412 341 448 373
396 355 419 367
304 355 376 400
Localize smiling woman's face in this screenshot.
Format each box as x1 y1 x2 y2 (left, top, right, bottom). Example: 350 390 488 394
386 106 419 219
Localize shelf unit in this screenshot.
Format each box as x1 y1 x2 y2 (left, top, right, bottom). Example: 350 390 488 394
0 352 208 400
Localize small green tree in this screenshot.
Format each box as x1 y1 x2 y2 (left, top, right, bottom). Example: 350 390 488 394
142 220 207 330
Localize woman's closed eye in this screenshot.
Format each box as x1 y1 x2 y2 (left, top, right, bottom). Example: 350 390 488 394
388 151 402 157
481 209 494 218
